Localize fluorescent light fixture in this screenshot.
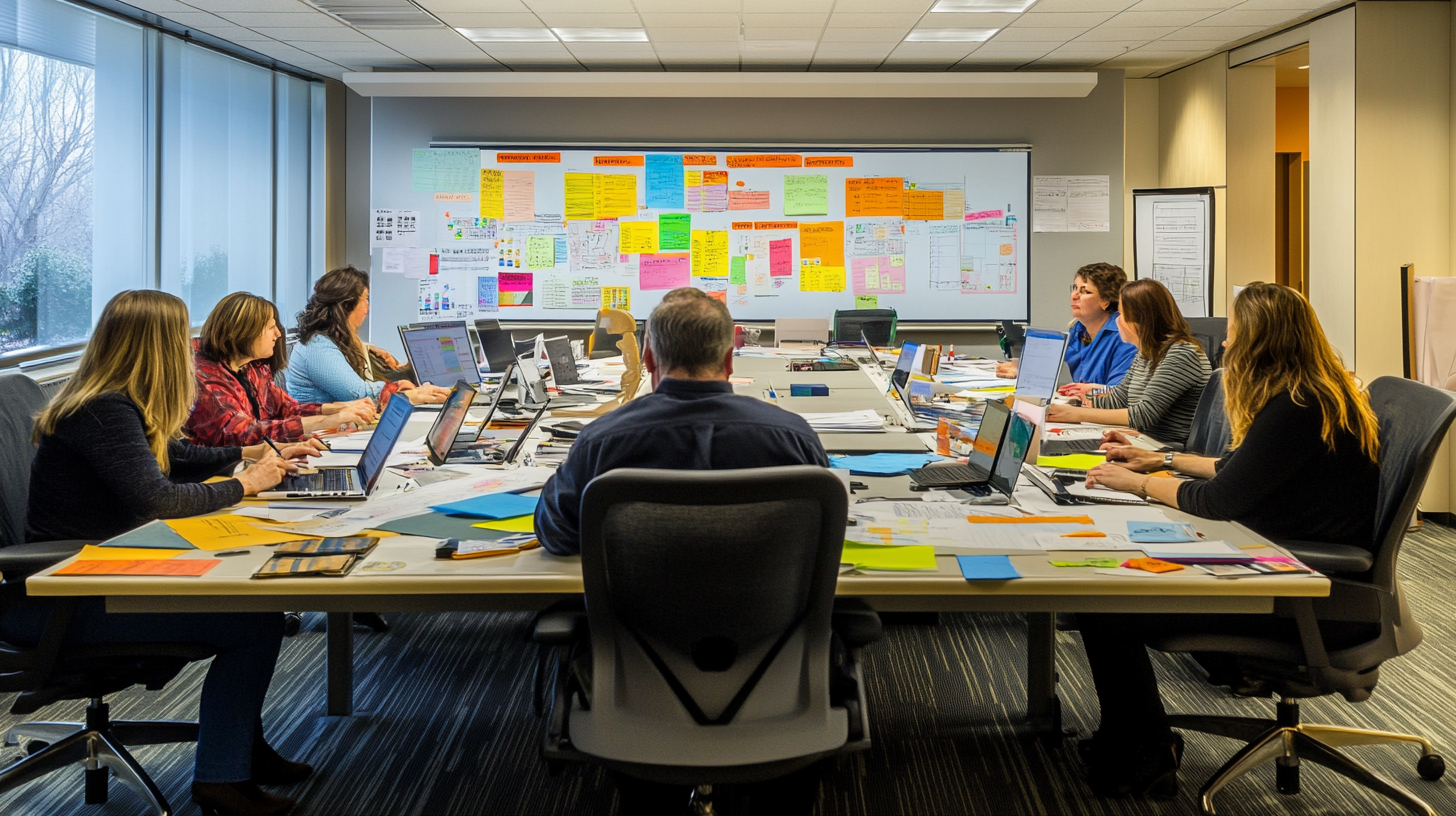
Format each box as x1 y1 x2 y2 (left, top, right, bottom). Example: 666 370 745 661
1298 64 1309 69
906 28 998 42
931 0 1037 11
457 28 558 42
552 28 649 43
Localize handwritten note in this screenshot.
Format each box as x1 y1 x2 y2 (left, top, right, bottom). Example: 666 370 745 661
845 177 904 217
851 255 905 294
499 272 533 306
526 236 555 269
645 153 684 209
701 170 728 212
502 170 535 222
783 174 829 216
856 295 878 309
618 221 659 254
596 174 637 219
798 221 845 268
903 189 944 221
729 256 747 285
684 170 703 211
728 190 770 211
564 173 595 220
478 275 499 312
769 238 793 277
799 261 846 293
414 147 479 193
640 253 691 290
601 286 631 310
691 230 729 277
659 213 690 251
479 169 504 220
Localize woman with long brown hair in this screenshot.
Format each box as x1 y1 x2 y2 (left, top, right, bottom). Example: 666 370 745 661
1046 278 1211 448
285 266 448 406
1074 283 1382 799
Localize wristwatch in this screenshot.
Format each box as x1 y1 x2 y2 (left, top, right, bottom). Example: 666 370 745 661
1163 452 1176 470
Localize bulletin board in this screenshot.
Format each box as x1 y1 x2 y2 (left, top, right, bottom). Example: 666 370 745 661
374 144 1031 323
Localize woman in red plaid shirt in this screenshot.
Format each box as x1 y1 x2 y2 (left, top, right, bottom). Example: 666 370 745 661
185 292 377 448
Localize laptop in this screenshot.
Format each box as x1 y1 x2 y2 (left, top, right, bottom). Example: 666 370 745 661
544 335 595 387
862 331 889 368
890 341 921 391
1014 328 1069 402
907 399 1012 489
424 369 526 465
399 323 481 388
260 394 413 499
473 319 517 373
433 404 547 467
775 317 830 346
516 352 550 406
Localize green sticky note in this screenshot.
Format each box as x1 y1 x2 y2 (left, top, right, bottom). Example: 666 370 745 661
783 174 829 216
856 295 878 309
1035 453 1106 471
659 213 690 251
729 256 747 285
1049 557 1120 568
842 540 937 571
526 236 555 269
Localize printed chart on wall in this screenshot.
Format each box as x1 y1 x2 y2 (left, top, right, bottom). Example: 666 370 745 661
1132 187 1214 318
376 146 1031 322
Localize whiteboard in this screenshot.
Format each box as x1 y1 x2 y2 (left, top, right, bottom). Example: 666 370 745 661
1132 188 1214 318
383 145 1030 323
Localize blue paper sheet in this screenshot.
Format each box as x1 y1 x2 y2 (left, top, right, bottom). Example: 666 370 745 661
430 492 539 519
957 555 1021 581
828 453 946 476
1127 521 1198 543
99 519 198 550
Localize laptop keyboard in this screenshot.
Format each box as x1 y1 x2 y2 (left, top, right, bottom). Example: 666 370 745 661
909 463 988 486
283 469 357 493
1042 437 1104 454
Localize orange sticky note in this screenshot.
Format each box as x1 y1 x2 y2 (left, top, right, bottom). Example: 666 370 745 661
964 515 1096 525
1059 531 1107 538
1122 558 1185 574
54 559 222 577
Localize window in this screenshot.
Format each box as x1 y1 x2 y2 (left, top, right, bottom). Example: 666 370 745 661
0 0 325 364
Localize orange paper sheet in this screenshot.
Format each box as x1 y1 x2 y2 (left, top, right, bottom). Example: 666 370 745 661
963 515 1096 525
845 177 904 217
164 516 314 550
798 222 844 268
77 545 189 561
55 559 222 577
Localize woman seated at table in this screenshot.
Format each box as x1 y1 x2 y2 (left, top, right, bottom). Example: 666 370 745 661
285 266 449 406
1074 282 1382 799
996 262 1138 396
15 290 320 816
1044 279 1210 448
186 291 377 447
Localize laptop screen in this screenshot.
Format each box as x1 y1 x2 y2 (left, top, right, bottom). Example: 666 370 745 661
474 321 516 372
968 399 1011 473
543 336 578 386
358 395 414 494
990 412 1036 496
424 380 478 466
891 341 920 390
401 324 480 387
1014 328 1068 401
502 406 547 463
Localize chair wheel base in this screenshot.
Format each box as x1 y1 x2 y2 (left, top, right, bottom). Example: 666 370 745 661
1417 754 1444 781
85 765 109 805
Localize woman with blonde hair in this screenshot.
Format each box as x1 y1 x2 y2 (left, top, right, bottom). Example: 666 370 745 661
14 290 317 816
1073 283 1382 799
285 266 448 406
187 291 377 447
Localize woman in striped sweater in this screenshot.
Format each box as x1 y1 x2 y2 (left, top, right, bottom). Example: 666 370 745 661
1045 279 1211 449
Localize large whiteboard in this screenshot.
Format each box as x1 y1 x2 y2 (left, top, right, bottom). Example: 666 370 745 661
379 144 1030 322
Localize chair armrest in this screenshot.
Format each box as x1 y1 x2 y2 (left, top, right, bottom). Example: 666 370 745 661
1274 540 1374 575
832 598 883 648
0 540 94 579
532 610 587 646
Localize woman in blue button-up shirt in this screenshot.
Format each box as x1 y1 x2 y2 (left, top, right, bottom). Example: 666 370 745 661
997 262 1138 396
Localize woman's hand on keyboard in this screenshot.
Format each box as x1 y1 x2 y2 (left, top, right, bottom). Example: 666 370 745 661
236 452 290 496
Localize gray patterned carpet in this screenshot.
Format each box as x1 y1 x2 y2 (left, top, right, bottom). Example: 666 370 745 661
4 523 1455 816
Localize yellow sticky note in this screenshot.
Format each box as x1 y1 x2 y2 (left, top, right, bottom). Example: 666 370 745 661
564 172 596 220
164 516 312 550
842 540 937 571
1035 454 1107 471
618 221 659 255
601 286 631 310
473 515 535 533
78 545 190 561
479 169 504 220
690 229 729 277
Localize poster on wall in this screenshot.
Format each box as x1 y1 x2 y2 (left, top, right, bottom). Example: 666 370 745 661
1132 187 1214 318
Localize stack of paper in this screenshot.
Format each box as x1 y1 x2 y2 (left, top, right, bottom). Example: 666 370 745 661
799 409 885 433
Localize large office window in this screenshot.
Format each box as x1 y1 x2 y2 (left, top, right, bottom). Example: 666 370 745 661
0 0 325 364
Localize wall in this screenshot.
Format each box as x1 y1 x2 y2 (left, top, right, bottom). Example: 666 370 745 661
1275 87 1310 158
1123 78 1160 268
357 72 1127 355
1227 63 1278 297
1157 54 1231 315
1309 8 1357 364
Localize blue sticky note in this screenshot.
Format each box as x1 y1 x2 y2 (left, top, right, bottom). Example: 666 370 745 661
645 153 685 209
100 519 198 550
431 493 539 519
553 236 568 265
1127 521 1198 543
477 275 499 312
958 555 1020 581
828 453 945 476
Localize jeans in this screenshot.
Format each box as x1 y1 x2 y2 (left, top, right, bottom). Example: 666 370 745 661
1 598 285 783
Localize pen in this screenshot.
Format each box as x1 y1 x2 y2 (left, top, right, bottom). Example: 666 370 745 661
766 380 778 400
262 437 284 458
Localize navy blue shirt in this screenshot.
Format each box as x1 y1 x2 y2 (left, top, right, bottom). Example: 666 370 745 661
1064 312 1138 387
535 378 831 556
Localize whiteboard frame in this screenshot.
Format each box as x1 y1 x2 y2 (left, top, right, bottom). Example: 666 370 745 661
1131 187 1215 318
422 141 1034 324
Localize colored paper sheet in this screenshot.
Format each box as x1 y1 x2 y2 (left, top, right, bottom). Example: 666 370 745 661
799 262 846 293
502 170 535 222
728 190 770 211
842 541 937 571
729 256 747 285
413 147 479 193
828 453 945 475
554 236 568 265
701 170 728 212
564 172 595 220
526 236 556 269
54 559 222 577
1035 454 1106 471
1127 521 1199 543
851 255 906 295
478 275 499 312
499 272 533 307
640 253 691 290
618 220 659 254
77 545 189 561
845 177 904 217
596 174 638 219
411 148 435 191
769 238 793 276
479 169 505 220
101 520 197 550
645 154 685 209
903 189 945 220
856 295 878 308
799 221 844 267
164 516 310 551
473 515 536 533
957 555 1021 581
602 286 631 310
431 492 540 519
659 213 691 251
783 174 829 216
691 230 729 277
684 170 704 211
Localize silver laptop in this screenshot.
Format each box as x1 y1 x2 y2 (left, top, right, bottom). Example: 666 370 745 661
776 317 830 346
259 394 413 499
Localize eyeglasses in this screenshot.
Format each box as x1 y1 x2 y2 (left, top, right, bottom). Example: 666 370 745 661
1069 285 1098 297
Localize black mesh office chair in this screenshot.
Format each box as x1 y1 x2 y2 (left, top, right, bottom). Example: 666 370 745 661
1185 369 1231 458
832 308 896 346
533 466 880 812
0 374 214 816
1150 377 1454 816
1185 317 1228 369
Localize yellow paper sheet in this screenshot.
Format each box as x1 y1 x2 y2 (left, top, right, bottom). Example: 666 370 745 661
164 516 312 550
77 545 189 561
690 229 729 277
618 221 659 254
1035 454 1107 471
473 515 535 533
479 169 504 220
842 540 937 571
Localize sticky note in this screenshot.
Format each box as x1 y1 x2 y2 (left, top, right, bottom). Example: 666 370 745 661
645 154 684 209
1035 454 1106 471
690 229 729 277
842 540 936 571
479 169 504 220
77 545 189 561
1127 521 1198 543
957 555 1020 580
526 236 555 269
473 515 536 533
640 253 691 290
618 221 659 255
729 256 747 285
659 213 690 251
856 295 878 309
783 174 828 216
431 493 539 519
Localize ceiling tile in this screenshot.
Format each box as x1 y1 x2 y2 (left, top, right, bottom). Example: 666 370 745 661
741 13 829 27
425 59 509 69
188 22 273 41
825 12 924 28
1076 25 1176 41
916 11 1020 27
250 25 372 41
741 0 835 12
365 28 481 48
652 43 741 55
814 42 894 56
181 0 316 12
524 0 639 11
821 28 912 43
147 10 233 28
534 12 643 27
889 41 977 57
1106 9 1220 26
476 41 576 57
564 42 658 55
1010 11 1118 27
1164 24 1266 40
415 0 531 10
1196 8 1309 26
631 0 739 10
639 12 739 27
834 0 934 10
987 26 1082 41
646 27 739 42
743 26 825 40
970 41 1055 55
1029 0 1137 10
123 0 203 13
435 12 543 26
1053 40 1146 52
1148 38 1227 50
1235 0 1331 8
214 11 339 27
1124 0 1238 9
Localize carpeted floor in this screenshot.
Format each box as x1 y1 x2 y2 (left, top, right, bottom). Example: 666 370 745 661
3 523 1455 816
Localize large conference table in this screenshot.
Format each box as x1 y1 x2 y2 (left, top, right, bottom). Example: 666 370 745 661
27 348 1329 733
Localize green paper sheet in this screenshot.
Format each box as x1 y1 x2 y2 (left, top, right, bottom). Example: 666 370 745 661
842 540 937 571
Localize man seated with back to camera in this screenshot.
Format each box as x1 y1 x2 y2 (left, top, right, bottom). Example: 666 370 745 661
535 287 830 556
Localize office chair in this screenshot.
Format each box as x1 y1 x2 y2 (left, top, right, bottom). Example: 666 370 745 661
0 374 214 816
533 466 880 813
1185 369 1231 457
832 308 896 347
1185 317 1228 369
1149 376 1454 816
586 308 639 361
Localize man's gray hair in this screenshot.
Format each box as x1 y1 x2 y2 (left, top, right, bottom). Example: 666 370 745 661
646 287 734 376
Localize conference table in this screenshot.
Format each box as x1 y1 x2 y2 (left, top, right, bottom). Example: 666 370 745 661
26 348 1330 735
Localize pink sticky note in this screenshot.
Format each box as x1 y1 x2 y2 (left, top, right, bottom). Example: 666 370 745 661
639 253 691 290
769 239 792 277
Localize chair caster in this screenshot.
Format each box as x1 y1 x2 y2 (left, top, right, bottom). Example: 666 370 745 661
26 740 50 756
283 612 303 637
1417 754 1445 781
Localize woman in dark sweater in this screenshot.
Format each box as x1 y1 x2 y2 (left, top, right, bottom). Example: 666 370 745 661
1076 282 1382 798
11 291 317 816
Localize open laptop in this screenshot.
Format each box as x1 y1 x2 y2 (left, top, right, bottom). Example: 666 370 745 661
776 317 830 347
260 394 413 499
889 341 921 391
399 323 481 388
1014 328 1068 402
907 399 1012 489
429 404 547 467
862 331 889 368
473 319 517 373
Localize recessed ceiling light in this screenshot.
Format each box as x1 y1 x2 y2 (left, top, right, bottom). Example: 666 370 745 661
906 28 998 42
552 28 649 43
930 0 1037 12
457 28 557 42
1298 64 1309 69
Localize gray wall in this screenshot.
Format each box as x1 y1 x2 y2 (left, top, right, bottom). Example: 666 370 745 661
349 72 1125 355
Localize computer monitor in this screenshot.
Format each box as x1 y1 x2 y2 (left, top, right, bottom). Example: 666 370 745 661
473 320 516 372
989 411 1036 496
1014 328 1069 402
358 395 414 496
424 380 478 466
891 341 921 390
968 399 1011 475
399 324 481 388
